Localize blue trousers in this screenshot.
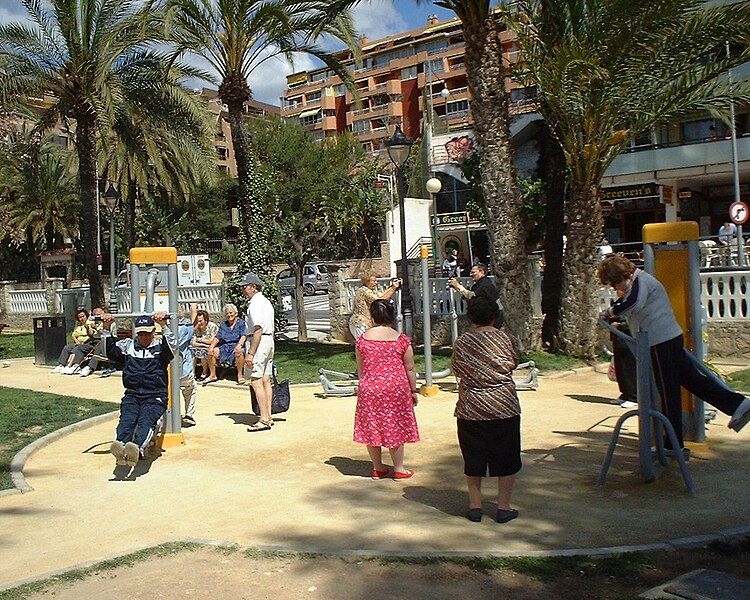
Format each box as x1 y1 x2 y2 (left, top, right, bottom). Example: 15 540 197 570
651 335 744 448
116 394 166 451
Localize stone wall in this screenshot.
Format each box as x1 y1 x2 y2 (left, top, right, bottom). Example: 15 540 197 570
707 321 750 359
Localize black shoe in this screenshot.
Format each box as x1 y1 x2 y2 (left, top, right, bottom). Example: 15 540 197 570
467 508 482 522
496 508 519 524
182 416 196 427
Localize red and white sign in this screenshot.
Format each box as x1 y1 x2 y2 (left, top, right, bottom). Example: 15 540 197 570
729 201 749 225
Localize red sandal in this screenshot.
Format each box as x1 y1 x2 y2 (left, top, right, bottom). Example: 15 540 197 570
371 468 391 480
392 469 415 480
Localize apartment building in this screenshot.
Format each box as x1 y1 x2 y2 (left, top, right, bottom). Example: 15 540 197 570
280 14 535 156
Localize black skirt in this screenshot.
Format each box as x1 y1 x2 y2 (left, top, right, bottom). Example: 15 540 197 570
457 415 522 477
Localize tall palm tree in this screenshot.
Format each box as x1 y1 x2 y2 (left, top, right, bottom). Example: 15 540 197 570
506 0 750 357
165 0 360 294
334 0 533 348
0 0 208 307
0 136 80 251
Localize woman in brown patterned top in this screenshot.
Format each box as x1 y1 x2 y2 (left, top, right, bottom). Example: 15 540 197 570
452 297 521 524
348 270 401 340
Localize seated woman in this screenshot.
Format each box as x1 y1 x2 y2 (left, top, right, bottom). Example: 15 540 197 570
204 304 246 385
191 309 218 381
51 308 96 374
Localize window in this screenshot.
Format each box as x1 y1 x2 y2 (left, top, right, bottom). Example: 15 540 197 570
283 97 303 110
425 58 445 75
317 265 328 273
351 120 370 134
509 86 538 106
446 99 469 116
215 146 228 160
682 118 722 142
300 112 322 127
306 90 321 104
401 66 417 80
304 266 315 276
277 269 292 279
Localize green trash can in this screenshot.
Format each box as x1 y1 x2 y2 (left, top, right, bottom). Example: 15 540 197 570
33 316 67 366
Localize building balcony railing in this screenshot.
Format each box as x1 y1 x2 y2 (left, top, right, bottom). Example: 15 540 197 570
427 42 464 56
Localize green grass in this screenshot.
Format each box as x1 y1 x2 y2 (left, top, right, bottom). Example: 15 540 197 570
0 542 202 600
0 386 115 490
0 333 34 360
729 368 750 393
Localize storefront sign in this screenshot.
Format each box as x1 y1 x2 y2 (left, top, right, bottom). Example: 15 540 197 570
432 211 481 228
599 183 659 202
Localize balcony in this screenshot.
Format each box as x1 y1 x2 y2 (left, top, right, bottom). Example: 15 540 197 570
321 94 337 110
322 115 338 131
604 135 750 182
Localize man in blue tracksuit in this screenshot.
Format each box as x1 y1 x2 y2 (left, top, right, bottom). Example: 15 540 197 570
102 312 176 466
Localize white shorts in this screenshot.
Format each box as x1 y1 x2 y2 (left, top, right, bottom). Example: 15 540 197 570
248 336 274 380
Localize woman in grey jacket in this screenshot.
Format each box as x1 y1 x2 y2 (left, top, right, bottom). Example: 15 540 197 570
598 255 750 451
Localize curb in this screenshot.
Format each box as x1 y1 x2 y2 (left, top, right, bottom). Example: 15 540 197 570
2 528 750 594
1 410 118 498
542 362 609 380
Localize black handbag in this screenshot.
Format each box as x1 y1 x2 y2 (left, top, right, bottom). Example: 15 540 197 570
251 364 291 415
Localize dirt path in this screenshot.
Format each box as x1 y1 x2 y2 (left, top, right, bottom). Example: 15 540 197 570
14 542 750 600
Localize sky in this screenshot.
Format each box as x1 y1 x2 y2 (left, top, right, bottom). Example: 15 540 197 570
0 0 465 104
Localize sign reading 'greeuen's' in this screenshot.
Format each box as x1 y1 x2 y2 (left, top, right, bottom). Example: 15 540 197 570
599 183 659 202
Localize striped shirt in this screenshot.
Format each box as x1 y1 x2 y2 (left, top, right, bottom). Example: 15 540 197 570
452 329 521 420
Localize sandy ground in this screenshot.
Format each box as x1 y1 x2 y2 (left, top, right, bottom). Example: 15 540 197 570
1 358 749 592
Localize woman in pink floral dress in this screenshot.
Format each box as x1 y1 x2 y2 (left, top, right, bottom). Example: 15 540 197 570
354 300 420 479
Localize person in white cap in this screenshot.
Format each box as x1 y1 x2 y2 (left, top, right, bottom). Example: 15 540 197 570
239 273 276 432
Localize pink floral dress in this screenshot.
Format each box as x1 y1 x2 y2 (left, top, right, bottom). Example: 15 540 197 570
354 333 420 447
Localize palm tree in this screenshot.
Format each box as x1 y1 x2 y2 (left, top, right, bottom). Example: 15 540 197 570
506 0 750 357
0 136 80 251
333 0 533 348
165 0 360 295
0 0 208 307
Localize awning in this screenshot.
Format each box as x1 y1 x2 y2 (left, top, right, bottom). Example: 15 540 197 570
298 108 321 119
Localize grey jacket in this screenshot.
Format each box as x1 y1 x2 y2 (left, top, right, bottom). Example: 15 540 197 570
609 270 682 347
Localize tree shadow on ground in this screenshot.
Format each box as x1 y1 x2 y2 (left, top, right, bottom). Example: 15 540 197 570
216 412 259 427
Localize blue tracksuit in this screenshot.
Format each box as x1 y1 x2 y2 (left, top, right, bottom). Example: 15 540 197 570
105 328 176 451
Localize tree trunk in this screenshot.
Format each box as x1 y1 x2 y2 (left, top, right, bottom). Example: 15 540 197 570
76 116 105 308
462 17 533 350
538 123 567 350
45 220 55 251
558 177 602 357
293 262 308 342
221 76 278 303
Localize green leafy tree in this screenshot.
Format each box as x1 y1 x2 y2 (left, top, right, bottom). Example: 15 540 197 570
247 116 388 341
0 0 208 306
164 0 361 303
335 0 533 348
0 135 80 251
506 0 750 356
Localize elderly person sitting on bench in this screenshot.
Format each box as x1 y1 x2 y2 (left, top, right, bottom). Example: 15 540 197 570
203 303 246 385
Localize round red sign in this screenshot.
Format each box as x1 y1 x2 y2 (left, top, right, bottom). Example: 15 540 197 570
729 201 749 225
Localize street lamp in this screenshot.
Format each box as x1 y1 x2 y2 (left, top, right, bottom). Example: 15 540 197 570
101 184 120 312
426 177 442 271
383 124 414 337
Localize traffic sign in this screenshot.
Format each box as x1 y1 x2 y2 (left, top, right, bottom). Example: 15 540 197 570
729 201 749 225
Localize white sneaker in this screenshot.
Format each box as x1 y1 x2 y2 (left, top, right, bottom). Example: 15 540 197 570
63 365 79 375
620 401 637 409
123 442 140 466
729 397 750 432
51 365 65 374
79 366 91 377
110 441 127 466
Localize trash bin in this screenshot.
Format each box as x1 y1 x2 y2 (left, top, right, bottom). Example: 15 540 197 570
33 316 67 366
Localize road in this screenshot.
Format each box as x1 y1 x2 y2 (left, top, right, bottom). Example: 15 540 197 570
283 292 331 340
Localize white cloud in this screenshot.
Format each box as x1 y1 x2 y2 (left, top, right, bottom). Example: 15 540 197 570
350 0 408 41
248 51 318 105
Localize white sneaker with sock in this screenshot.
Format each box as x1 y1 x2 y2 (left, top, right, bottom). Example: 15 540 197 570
729 397 750 432
79 366 91 377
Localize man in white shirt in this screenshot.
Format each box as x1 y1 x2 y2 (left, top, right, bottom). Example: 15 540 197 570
239 272 276 432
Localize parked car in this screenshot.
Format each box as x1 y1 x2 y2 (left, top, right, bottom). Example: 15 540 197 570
277 264 329 296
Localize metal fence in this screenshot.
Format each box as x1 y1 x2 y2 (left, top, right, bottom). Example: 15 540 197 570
8 290 47 313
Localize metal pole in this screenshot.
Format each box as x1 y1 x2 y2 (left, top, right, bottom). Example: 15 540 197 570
396 164 413 338
167 262 181 436
687 240 706 443
727 42 745 266
420 245 433 388
108 216 117 312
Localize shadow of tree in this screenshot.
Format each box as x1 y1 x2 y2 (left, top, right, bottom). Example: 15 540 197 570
566 393 618 405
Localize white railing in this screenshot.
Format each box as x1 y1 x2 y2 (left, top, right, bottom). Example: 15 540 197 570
9 290 47 313
343 278 393 312
702 271 749 320
344 271 750 322
116 284 225 315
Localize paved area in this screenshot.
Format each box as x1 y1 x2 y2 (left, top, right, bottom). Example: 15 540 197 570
0 358 749 589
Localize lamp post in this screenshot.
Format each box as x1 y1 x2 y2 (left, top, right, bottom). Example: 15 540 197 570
426 177 442 271
101 184 120 312
384 125 414 337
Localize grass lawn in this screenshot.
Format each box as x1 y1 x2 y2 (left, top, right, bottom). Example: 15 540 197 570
730 368 750 393
0 333 34 360
0 386 114 491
